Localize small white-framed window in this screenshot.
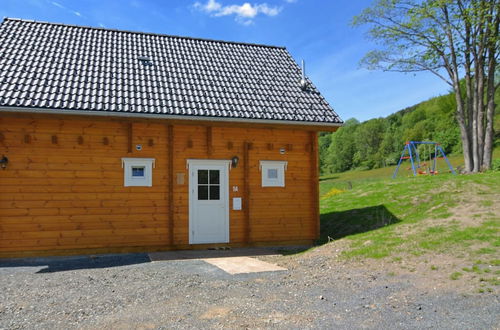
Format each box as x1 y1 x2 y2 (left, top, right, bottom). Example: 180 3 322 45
122 158 155 187
259 160 287 187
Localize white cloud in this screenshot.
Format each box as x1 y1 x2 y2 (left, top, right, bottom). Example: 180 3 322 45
194 0 281 25
48 0 84 18
50 1 64 9
200 0 222 12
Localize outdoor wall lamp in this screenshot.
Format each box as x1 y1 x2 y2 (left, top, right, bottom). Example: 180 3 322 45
0 155 8 169
231 156 239 168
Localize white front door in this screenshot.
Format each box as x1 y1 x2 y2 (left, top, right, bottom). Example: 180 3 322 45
188 160 230 244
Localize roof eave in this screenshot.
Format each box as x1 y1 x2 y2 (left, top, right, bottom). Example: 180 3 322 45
0 106 343 131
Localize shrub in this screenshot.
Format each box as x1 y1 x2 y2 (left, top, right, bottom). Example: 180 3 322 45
491 159 500 171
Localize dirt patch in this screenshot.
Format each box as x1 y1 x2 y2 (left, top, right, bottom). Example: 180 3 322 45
267 243 498 297
199 307 232 320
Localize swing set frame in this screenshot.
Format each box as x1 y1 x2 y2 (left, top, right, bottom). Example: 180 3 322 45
392 141 456 178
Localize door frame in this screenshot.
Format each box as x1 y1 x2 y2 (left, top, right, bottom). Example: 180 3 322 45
187 159 231 244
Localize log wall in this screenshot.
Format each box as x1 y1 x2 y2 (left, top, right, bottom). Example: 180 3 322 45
0 113 319 256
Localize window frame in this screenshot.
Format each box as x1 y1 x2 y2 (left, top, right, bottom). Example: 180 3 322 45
259 160 287 187
122 158 155 187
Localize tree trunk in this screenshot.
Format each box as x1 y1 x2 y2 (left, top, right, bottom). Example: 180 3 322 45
443 4 473 173
482 0 499 170
482 48 496 170
464 22 478 172
476 67 485 170
453 81 473 172
471 68 480 173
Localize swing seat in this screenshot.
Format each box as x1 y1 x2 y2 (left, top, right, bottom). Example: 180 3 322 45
418 170 427 175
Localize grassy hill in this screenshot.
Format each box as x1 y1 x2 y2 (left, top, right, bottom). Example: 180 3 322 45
317 160 500 293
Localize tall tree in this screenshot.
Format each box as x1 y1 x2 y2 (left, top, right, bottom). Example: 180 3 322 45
325 118 359 173
353 0 499 172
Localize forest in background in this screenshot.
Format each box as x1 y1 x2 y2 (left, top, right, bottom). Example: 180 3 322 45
320 89 500 175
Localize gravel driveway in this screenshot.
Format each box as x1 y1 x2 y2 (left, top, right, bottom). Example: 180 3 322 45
0 248 498 329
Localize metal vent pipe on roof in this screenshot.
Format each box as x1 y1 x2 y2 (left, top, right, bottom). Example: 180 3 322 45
300 59 308 91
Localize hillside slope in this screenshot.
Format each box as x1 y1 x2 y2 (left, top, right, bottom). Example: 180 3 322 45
316 171 500 294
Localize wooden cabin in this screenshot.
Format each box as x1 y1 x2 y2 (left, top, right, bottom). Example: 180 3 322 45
0 18 342 257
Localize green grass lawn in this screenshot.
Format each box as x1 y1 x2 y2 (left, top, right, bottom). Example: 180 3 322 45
320 171 499 257
318 154 500 290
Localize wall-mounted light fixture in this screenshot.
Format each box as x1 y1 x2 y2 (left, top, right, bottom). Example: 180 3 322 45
0 155 8 169
231 156 239 168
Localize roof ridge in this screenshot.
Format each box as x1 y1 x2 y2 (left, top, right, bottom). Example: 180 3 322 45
2 17 287 50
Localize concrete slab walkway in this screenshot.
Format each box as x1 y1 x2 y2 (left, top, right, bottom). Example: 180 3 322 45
203 256 287 274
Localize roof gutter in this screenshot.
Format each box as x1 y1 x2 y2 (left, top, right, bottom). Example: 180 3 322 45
0 106 343 129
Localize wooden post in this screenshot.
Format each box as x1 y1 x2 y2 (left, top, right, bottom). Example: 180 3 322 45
243 141 251 244
207 126 213 157
167 125 174 246
310 131 320 240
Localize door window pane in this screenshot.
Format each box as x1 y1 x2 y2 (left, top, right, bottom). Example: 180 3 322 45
198 170 208 184
197 168 222 201
198 185 209 200
209 185 220 200
209 170 220 184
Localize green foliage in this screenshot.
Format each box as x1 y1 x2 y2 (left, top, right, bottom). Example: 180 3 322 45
492 159 500 172
324 118 359 173
320 84 500 175
352 0 499 172
321 92 463 174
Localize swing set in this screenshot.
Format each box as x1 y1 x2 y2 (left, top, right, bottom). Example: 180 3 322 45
392 141 456 178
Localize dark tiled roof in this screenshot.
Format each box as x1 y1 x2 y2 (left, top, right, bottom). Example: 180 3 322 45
0 18 342 125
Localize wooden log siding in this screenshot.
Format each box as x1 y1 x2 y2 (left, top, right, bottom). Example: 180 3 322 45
167 125 174 246
0 114 318 256
310 131 320 239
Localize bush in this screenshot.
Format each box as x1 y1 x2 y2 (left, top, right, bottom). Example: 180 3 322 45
492 159 500 171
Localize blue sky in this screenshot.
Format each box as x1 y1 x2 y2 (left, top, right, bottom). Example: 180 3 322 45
0 0 451 122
